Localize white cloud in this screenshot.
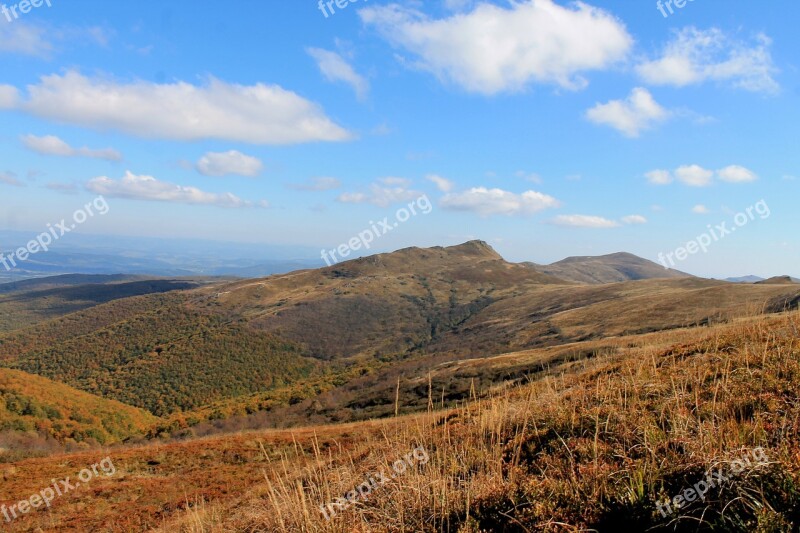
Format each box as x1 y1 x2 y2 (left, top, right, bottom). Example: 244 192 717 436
196 150 263 177
647 164 758 187
0 20 52 57
426 174 455 192
0 171 24 187
675 165 714 187
621 214 647 224
645 169 673 185
290 176 342 191
551 215 620 228
0 84 19 108
3 71 351 145
337 192 368 203
440 187 560 217
338 177 422 207
21 134 122 161
636 28 779 94
717 165 758 183
692 204 710 214
360 0 632 94
86 171 261 208
307 47 369 100
586 87 669 137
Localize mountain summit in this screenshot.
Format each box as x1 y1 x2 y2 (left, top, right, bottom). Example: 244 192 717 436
529 251 691 284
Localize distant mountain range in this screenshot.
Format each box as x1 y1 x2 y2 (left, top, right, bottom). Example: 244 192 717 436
725 275 800 284
2 240 799 427
725 275 766 283
2 230 797 285
0 231 323 284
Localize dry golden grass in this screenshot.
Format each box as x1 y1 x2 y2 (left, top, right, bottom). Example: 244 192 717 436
162 311 800 532
2 311 798 532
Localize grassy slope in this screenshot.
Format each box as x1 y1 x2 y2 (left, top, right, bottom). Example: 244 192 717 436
0 368 157 452
1 312 798 531
185 311 800 532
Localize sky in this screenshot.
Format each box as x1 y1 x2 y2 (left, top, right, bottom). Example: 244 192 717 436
0 0 798 278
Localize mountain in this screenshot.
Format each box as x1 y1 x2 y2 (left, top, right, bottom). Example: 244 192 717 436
725 275 766 283
528 252 691 284
0 273 155 294
0 276 212 333
756 276 799 285
2 241 799 424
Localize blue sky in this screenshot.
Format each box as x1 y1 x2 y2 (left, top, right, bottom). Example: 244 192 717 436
0 0 797 278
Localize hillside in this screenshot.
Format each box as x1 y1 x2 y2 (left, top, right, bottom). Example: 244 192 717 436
1 242 799 424
0 274 150 294
1 311 797 532
757 276 799 285
0 277 207 333
0 367 157 458
530 251 691 284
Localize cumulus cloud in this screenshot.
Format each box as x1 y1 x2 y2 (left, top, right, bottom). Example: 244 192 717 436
307 47 369 100
360 0 632 94
2 71 351 145
675 165 714 187
86 171 262 208
196 150 263 177
289 176 342 191
338 177 423 207
0 84 19 108
426 174 455 192
692 204 710 214
551 215 620 228
621 214 647 224
586 87 669 137
645 169 673 185
440 187 560 217
637 28 779 94
717 164 758 183
21 134 122 161
646 164 758 187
